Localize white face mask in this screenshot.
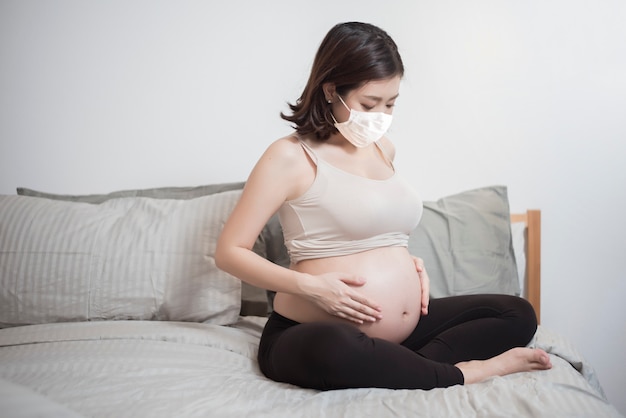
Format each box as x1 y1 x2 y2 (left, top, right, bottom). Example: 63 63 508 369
332 95 393 148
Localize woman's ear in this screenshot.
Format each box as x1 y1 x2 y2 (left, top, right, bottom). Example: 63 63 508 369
322 82 336 102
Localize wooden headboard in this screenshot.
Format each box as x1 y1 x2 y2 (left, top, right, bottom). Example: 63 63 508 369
510 210 541 323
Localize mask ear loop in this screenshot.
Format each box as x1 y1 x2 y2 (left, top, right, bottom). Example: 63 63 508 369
331 95 352 124
337 95 351 111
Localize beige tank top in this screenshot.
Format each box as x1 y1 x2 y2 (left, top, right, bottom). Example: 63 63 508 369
278 140 423 263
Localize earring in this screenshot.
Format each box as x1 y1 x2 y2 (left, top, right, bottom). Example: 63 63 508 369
327 99 332 103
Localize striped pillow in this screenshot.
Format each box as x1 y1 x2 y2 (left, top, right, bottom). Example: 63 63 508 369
0 190 243 327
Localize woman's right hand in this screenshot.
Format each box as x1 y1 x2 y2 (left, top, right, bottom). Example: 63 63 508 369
299 273 383 324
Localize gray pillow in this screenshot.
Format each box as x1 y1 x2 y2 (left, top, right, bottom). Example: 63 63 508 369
0 191 245 327
16 182 284 317
258 214 290 312
409 185 520 298
17 182 245 203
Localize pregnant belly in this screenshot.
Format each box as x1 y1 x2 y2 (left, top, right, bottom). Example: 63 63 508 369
273 247 422 343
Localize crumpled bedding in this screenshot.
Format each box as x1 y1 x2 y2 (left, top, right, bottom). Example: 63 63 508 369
0 318 621 418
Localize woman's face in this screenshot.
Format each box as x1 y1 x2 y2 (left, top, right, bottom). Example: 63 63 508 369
333 76 401 123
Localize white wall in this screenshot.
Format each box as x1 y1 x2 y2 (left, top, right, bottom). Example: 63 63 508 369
1 0 625 413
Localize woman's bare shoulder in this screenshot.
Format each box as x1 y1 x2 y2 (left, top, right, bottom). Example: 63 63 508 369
250 134 314 201
259 134 312 171
248 134 310 182
265 134 303 158
378 136 397 161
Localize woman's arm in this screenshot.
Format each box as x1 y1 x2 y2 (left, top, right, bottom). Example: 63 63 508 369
215 136 382 323
215 137 303 293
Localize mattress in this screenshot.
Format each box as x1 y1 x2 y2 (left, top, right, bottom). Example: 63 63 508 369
0 318 620 417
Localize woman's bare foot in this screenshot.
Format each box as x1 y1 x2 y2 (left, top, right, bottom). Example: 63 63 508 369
456 347 552 384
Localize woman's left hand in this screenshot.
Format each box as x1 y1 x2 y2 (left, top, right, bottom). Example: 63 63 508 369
412 256 430 315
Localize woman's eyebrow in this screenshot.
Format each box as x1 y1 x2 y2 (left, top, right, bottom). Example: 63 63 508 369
363 93 400 101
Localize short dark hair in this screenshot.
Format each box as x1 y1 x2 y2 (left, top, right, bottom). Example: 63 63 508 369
281 22 404 140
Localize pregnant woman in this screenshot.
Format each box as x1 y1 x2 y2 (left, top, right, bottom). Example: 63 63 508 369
215 21 551 391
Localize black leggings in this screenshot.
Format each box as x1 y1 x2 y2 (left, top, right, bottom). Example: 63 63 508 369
258 294 537 391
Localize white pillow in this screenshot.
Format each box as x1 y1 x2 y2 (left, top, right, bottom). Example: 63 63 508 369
0 190 243 327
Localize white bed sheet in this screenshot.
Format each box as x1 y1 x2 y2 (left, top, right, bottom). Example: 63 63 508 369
0 318 621 418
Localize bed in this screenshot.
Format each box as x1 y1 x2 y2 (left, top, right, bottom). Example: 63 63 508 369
0 184 621 417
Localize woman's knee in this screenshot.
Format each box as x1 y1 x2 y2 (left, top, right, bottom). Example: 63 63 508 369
505 295 538 344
